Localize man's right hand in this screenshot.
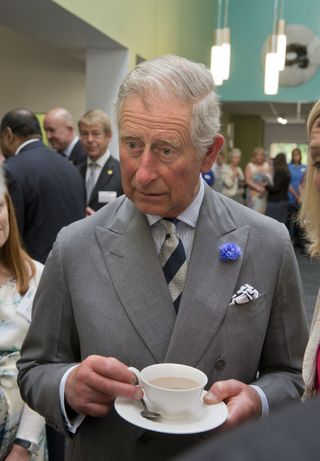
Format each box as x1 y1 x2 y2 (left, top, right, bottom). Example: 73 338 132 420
65 355 143 417
85 206 96 216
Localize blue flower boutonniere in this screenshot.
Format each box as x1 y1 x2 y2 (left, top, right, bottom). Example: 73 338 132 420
219 242 242 262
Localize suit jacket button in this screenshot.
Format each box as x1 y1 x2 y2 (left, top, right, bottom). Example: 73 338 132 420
215 358 226 370
138 432 152 444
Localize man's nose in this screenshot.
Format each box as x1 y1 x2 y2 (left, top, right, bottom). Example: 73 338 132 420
135 149 158 185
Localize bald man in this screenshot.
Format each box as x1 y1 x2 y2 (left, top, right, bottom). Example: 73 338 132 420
44 107 86 166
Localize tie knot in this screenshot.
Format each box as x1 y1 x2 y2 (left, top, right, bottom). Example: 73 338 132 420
161 219 178 236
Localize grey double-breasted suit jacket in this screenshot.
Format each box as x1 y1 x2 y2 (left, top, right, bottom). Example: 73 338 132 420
18 184 308 461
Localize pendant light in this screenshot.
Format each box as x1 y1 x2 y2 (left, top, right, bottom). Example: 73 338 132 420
210 0 231 86
264 0 287 95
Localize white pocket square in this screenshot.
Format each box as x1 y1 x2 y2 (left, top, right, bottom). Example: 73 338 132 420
229 284 262 305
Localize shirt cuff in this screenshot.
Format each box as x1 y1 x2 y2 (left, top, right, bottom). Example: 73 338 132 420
59 365 85 434
250 385 269 416
16 405 45 443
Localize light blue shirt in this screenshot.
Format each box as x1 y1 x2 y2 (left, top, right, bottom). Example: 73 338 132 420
146 176 204 261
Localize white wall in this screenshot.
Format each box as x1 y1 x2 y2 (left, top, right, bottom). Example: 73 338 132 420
264 122 308 152
86 48 129 158
0 26 86 121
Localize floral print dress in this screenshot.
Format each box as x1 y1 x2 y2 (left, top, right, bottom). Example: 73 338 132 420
0 261 46 460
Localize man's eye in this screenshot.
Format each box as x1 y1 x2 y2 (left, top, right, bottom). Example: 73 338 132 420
124 140 143 156
313 161 320 170
156 145 179 162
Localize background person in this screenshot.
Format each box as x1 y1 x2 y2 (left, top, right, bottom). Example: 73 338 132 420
0 166 45 461
287 147 307 247
299 100 320 398
18 55 308 461
221 148 245 204
0 108 86 461
44 107 87 166
77 109 123 216
245 147 273 214
211 151 226 192
0 108 86 264
201 169 214 187
266 152 291 223
171 396 320 461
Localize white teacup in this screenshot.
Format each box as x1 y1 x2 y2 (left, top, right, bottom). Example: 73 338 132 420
129 363 208 419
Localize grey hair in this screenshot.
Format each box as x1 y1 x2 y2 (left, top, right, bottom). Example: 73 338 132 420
113 55 221 158
0 165 7 198
229 148 242 160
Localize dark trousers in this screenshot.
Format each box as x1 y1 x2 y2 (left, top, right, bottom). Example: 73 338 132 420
46 425 65 461
286 203 304 247
266 200 288 223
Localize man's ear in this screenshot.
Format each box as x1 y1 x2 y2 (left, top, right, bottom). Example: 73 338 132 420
201 134 225 172
2 126 15 146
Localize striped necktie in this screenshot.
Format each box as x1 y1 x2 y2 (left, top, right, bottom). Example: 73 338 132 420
159 219 187 312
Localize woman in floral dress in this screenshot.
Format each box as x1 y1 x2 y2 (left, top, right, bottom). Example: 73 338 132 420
0 166 46 461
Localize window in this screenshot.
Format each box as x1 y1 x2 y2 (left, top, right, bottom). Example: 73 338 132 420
269 143 308 164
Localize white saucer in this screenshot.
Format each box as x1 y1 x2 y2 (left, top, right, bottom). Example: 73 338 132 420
114 393 228 434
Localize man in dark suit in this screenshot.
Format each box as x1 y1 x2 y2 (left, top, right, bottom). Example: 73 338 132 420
0 108 86 263
77 108 123 215
44 107 87 166
172 397 320 461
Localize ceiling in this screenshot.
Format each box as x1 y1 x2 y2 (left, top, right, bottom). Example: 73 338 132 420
0 0 123 60
1 0 316 126
222 101 315 124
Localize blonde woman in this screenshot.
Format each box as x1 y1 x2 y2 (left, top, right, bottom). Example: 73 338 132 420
0 166 46 460
245 147 273 214
222 148 245 204
300 100 320 398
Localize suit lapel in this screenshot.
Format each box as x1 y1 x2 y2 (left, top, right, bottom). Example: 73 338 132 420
95 190 250 366
164 189 250 366
78 163 86 180
69 140 79 164
95 200 176 363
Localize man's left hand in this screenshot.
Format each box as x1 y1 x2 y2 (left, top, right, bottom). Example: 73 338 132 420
204 379 262 428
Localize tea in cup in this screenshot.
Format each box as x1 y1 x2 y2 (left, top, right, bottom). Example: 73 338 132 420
128 363 208 419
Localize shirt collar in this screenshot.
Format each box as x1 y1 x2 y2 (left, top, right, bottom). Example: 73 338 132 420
146 176 204 228
64 136 79 158
87 149 110 168
15 138 39 155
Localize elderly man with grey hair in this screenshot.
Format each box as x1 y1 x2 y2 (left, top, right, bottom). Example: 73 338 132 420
44 107 87 166
18 55 307 461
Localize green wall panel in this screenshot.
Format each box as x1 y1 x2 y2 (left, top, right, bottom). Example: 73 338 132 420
231 115 264 167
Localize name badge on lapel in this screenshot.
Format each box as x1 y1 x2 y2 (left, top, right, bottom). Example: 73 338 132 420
98 191 117 203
